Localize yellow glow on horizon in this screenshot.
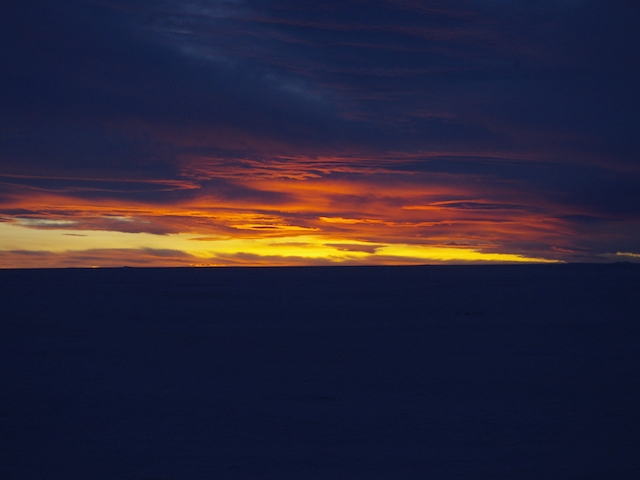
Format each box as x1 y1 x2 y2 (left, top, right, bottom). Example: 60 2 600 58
376 244 557 263
0 222 558 266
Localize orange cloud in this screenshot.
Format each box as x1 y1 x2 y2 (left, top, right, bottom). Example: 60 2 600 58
0 153 611 267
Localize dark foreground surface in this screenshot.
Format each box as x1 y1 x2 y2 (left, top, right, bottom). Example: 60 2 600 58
1 264 639 479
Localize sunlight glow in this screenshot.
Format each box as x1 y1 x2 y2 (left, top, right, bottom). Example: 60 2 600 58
0 222 558 267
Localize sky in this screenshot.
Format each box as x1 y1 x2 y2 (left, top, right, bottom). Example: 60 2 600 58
1 0 639 267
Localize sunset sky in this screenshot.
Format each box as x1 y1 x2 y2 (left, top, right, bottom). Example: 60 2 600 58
1 0 639 267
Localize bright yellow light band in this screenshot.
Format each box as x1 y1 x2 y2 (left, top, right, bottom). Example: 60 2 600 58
0 222 557 266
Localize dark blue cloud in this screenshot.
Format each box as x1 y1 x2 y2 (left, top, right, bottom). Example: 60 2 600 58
3 1 638 158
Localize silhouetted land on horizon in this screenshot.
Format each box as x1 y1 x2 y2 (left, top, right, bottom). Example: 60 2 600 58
1 264 639 479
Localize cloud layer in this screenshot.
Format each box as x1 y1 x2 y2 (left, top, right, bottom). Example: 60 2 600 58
1 0 639 266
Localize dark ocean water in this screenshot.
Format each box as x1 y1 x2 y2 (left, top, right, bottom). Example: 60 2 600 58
1 264 639 479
